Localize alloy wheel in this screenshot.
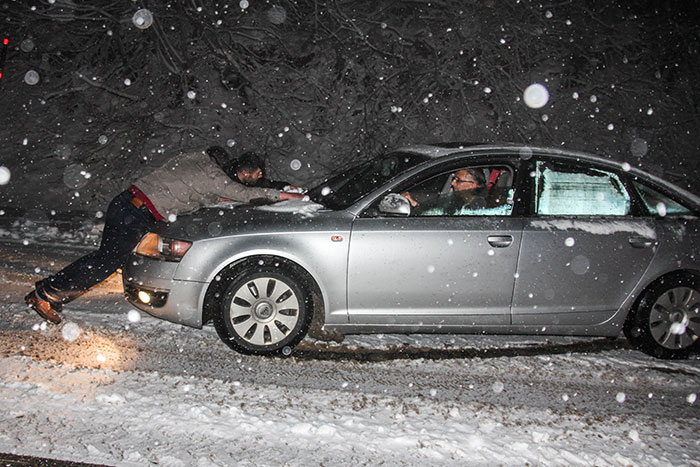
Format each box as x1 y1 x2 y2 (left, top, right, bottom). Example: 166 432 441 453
649 286 700 350
228 276 300 346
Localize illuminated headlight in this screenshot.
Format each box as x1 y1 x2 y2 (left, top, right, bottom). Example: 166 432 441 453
135 233 192 261
125 283 168 308
137 290 151 304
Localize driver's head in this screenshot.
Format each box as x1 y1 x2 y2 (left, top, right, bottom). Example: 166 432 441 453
451 168 485 192
235 152 265 186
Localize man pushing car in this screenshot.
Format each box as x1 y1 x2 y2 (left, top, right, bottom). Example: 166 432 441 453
25 146 304 324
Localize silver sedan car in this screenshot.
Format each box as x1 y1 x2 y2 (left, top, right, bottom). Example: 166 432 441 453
123 144 700 359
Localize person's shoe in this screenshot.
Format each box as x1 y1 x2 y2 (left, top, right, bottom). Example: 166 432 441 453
24 291 62 324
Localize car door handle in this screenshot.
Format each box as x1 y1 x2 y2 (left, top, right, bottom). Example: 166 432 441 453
487 235 513 248
629 237 656 248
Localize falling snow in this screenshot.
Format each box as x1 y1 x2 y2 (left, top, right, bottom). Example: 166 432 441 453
0 214 698 466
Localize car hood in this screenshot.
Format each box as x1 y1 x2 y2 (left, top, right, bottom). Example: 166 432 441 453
148 199 354 241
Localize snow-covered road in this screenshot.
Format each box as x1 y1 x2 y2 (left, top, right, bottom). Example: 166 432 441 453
1 233 699 466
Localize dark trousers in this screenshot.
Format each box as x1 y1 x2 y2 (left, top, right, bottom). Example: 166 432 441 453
37 190 156 305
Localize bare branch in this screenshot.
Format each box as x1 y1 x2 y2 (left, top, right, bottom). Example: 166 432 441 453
75 73 140 101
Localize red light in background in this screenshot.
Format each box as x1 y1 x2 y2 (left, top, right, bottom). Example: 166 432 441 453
0 38 7 80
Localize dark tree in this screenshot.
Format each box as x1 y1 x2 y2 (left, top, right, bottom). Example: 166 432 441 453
0 0 698 210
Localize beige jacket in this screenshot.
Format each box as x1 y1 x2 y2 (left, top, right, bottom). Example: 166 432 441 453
134 151 280 220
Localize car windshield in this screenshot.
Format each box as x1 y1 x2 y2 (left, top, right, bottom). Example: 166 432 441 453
307 152 430 210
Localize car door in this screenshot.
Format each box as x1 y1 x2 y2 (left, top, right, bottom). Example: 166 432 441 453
346 161 523 327
511 159 658 327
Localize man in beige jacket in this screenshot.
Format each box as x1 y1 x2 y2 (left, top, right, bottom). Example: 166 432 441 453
25 147 303 324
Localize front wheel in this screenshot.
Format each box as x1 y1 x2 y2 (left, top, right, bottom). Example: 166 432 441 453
624 273 700 359
213 259 313 356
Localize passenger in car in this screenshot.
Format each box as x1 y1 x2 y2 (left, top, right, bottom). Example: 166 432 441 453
408 168 488 216
25 147 305 325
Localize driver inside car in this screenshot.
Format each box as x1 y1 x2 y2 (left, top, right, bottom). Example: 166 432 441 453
402 168 487 216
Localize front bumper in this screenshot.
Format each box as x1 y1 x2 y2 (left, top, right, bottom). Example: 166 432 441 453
122 254 207 328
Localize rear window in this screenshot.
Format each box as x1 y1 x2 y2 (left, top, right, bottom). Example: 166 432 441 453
535 162 630 216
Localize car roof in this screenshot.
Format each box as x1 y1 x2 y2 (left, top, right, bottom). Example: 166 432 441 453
391 142 700 208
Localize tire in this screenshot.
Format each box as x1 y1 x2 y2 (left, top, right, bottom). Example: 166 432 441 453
213 258 313 356
624 272 700 359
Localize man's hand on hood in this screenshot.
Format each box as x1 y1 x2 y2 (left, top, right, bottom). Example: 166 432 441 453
280 192 305 200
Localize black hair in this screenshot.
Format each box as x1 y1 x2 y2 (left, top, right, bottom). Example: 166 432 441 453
466 168 487 188
235 152 266 173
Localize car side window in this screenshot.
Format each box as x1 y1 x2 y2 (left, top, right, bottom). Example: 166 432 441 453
534 161 630 216
632 181 691 216
408 165 515 217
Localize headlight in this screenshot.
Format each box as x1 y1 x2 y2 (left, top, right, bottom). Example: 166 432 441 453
135 233 192 261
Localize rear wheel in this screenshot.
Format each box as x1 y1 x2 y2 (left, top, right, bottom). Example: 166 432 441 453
624 273 700 359
213 259 313 356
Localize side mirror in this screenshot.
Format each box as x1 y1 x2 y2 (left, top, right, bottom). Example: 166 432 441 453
378 193 411 216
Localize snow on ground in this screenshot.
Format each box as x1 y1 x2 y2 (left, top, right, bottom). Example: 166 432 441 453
1 305 698 467
0 350 694 467
0 212 699 466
